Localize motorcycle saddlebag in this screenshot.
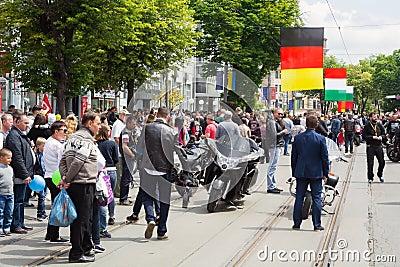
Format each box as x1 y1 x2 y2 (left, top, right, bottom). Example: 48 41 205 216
326 173 339 188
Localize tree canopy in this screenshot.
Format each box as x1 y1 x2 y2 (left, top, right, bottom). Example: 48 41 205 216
0 0 198 117
190 0 302 107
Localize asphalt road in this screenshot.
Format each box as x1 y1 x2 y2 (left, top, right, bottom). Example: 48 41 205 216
0 143 398 267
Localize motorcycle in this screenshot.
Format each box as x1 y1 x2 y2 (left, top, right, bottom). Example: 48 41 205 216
173 142 215 208
287 138 345 220
204 136 264 213
386 128 400 162
353 124 362 146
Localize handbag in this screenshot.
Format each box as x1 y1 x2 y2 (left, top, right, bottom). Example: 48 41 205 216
96 171 110 206
49 188 77 227
103 172 114 205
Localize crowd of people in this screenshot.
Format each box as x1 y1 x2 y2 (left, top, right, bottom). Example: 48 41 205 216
0 102 398 262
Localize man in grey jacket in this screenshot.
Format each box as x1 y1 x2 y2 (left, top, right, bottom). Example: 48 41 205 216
5 111 34 234
59 112 101 263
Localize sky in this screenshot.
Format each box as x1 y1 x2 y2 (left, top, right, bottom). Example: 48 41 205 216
299 0 400 64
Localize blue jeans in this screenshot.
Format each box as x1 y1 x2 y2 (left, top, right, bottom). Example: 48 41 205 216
283 134 291 155
132 187 160 216
266 147 281 190
141 171 171 236
344 132 354 153
107 170 117 218
331 131 339 145
92 201 100 246
293 178 323 228
37 189 46 217
0 194 14 234
12 184 27 230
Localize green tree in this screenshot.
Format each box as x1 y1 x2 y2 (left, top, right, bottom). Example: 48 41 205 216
372 51 400 112
0 0 102 117
190 0 302 106
86 0 199 105
347 59 375 114
0 0 198 117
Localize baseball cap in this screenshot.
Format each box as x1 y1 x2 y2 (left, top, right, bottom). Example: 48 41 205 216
119 109 131 115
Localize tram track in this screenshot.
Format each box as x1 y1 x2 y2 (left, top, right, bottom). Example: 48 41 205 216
225 151 356 267
313 151 355 267
17 151 355 267
225 195 294 267
23 184 211 267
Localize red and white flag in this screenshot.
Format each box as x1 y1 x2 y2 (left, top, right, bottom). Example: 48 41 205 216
42 94 52 115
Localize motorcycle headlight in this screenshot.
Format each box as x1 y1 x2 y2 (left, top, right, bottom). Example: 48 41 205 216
217 155 239 170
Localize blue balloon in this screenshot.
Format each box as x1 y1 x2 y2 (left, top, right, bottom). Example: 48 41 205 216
29 175 46 192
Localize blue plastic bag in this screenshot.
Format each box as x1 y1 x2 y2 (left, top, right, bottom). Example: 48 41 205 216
49 188 77 227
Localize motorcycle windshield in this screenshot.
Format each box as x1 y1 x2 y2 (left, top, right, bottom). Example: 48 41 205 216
205 137 263 163
215 135 251 158
177 143 216 172
325 137 341 162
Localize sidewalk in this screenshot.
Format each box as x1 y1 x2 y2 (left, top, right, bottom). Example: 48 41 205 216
1 145 398 266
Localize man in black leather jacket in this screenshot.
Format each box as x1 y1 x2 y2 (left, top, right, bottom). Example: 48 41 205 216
139 106 186 240
362 112 386 183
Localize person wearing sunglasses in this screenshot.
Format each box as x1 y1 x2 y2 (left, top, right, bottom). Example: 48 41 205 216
264 108 288 194
43 121 69 242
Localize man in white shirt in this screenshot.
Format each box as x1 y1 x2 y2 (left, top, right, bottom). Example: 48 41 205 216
111 109 131 146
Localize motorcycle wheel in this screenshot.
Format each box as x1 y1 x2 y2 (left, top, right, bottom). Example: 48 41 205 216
182 192 189 208
386 145 393 157
175 184 185 197
302 191 312 220
354 136 361 146
207 188 221 213
388 148 400 162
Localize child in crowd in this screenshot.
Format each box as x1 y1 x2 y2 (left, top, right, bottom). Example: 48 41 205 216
0 148 14 237
186 135 197 149
338 128 345 151
35 137 47 221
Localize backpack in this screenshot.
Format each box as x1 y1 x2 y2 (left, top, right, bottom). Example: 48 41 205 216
344 119 354 132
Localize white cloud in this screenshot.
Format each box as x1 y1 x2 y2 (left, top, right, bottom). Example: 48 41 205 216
299 0 400 64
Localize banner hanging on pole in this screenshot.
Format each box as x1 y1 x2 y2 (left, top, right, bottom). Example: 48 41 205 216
280 27 324 91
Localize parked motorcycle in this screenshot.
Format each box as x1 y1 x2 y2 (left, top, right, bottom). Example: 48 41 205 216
353 124 362 146
204 136 264 213
287 138 345 219
386 128 400 162
173 142 215 208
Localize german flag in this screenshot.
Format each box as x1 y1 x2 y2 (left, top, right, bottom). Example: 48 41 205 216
280 28 324 91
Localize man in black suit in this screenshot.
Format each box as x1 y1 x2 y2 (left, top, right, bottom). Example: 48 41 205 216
139 106 185 240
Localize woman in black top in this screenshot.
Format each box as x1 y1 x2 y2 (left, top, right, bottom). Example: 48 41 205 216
27 114 51 144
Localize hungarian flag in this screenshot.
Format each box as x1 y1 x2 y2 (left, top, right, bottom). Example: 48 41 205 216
324 68 347 101
280 27 324 91
345 86 354 101
338 86 354 112
42 94 52 115
338 101 354 112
